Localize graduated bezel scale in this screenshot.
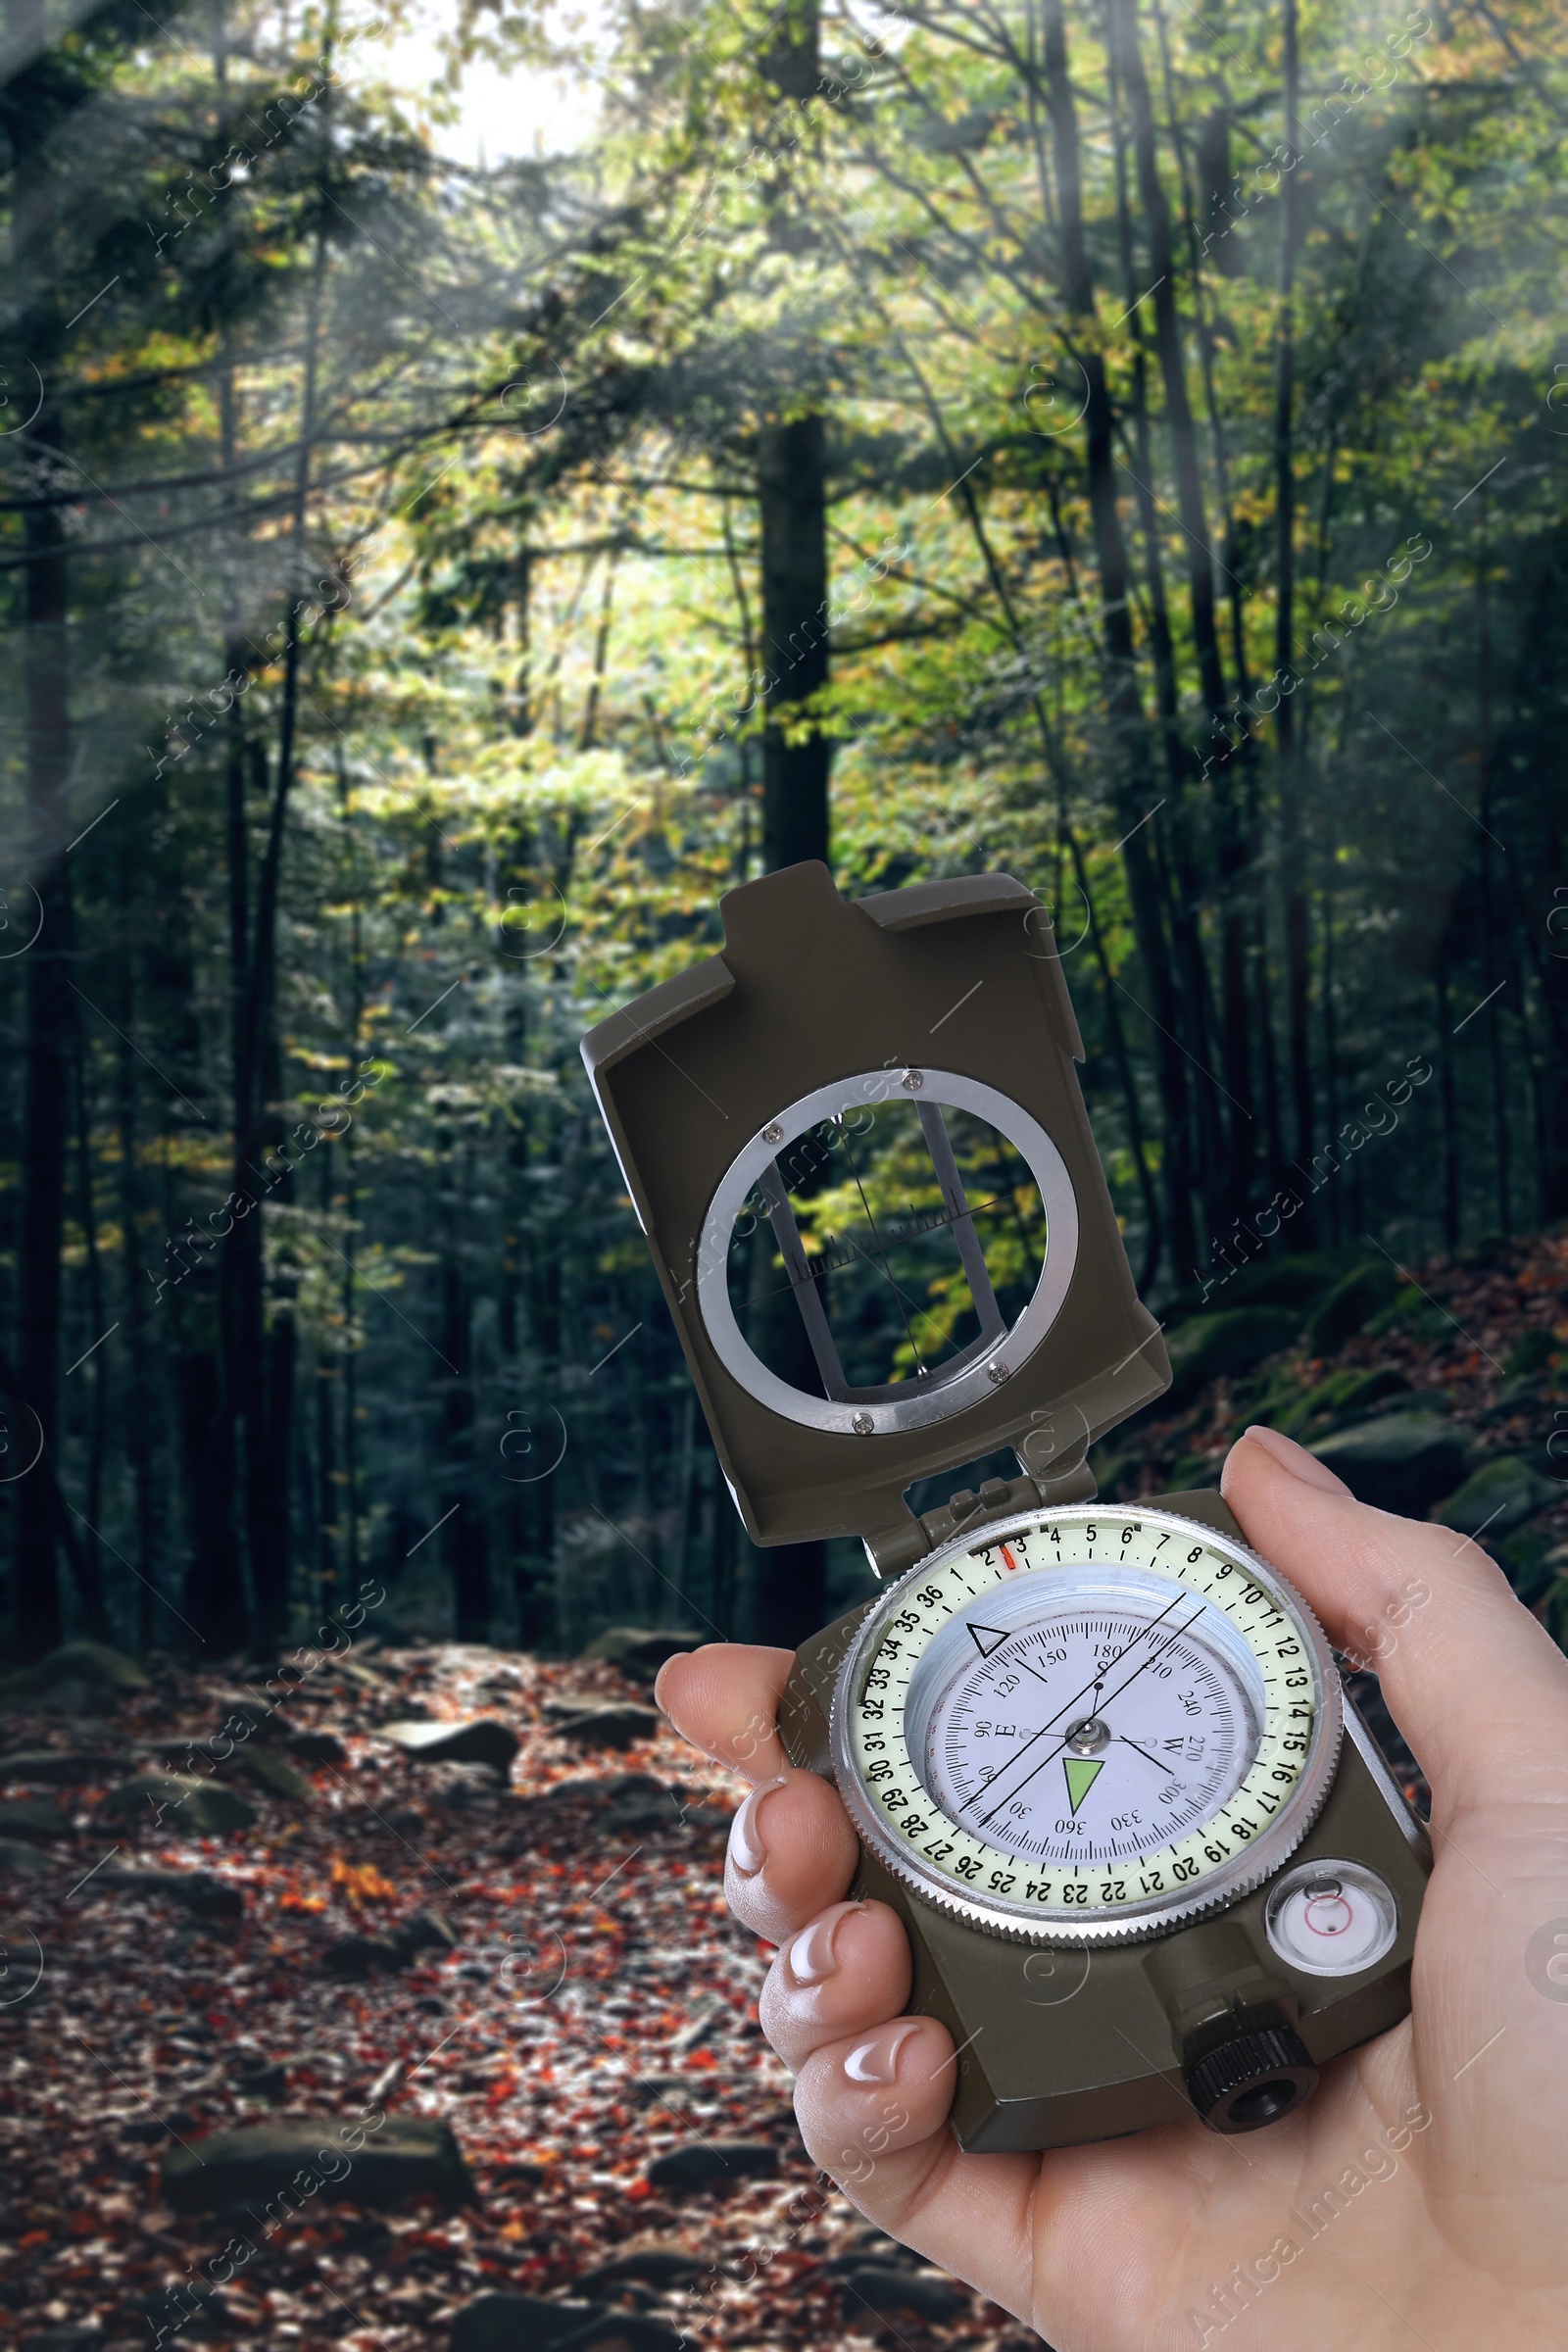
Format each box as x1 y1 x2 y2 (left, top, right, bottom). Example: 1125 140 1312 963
830 1501 1343 1947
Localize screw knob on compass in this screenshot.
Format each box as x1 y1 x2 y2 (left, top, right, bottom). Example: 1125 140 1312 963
1185 2026 1319 2134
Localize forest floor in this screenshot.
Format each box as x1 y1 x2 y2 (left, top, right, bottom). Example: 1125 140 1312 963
1 1232 1563 2352
0 1642 1034 2352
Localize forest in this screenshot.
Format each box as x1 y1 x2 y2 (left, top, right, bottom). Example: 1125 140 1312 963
1 0 1565 1670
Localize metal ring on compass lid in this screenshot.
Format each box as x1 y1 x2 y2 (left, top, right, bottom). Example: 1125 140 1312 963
694 1066 1080 1439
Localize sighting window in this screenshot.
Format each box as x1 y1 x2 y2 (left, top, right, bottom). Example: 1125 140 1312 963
695 1069 1081 1438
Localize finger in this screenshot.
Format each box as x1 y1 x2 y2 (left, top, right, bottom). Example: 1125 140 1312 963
792 2019 1036 2320
724 1767 860 1943
655 1642 795 1785
759 1898 911 2073
1220 1426 1568 1816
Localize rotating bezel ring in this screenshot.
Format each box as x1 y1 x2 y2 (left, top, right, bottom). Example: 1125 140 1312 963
830 1503 1343 1946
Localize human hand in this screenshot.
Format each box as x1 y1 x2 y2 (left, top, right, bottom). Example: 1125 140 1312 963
656 1427 1568 2351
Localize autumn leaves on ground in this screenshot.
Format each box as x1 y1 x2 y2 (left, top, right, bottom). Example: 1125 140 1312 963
0 1635 1027 2352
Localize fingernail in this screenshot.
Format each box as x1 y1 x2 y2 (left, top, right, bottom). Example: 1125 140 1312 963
788 1902 866 1985
728 1774 790 1877
1235 1424 1352 1496
844 2020 922 2085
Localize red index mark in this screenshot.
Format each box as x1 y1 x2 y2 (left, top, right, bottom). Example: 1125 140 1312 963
1000 1544 1019 1573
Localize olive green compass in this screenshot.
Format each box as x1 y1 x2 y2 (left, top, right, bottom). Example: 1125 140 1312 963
582 861 1429 2148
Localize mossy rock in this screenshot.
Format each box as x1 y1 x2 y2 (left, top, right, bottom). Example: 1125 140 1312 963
1164 1308 1301 1406
1433 1456 1559 1541
1505 1328 1560 1381
1365 1288 1452 1345
321 1908 458 1980
1222 1251 1358 1310
579 1627 708 1682
1085 1446 1136 1501
47 1642 150 1690
228 1746 312 1798
96 1865 245 1920
1274 1365 1413 1438
1305 1262 1398 1354
0 1749 126 1785
0 1640 150 1708
98 1773 257 1834
1164 1453 1225 1492
0 1836 52 1876
1498 1528 1558 1610
162 2114 474 2216
0 1798 74 1842
1544 1577 1568 1653
1308 1413 1470 1516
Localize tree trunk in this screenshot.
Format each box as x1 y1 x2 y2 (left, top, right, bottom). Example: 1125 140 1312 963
316 1158 337 1618
69 1027 110 1637
513 548 533 736
16 393 73 1661
1475 499 1510 1233
1043 0 1200 1278
1105 91 1223 1226
114 979 160 1650
234 186 327 1655
752 0 829 1646
759 413 831 875
1274 0 1315 1230
176 1346 245 1656
442 1243 489 1641
1434 958 1461 1251
1110 0 1254 1228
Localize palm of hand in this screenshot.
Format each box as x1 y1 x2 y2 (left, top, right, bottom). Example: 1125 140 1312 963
659 1434 1568 2352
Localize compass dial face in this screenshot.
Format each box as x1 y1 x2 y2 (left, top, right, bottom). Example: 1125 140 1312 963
831 1505 1340 1943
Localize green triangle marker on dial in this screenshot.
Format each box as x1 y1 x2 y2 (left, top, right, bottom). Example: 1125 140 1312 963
1062 1755 1104 1814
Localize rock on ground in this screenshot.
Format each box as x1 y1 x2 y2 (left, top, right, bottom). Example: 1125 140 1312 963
553 1705 662 1751
380 1719 519 1775
836 2263 974 2322
162 2113 475 2215
0 1750 126 1784
1307 1411 1470 1514
578 1629 707 1682
321 1908 458 1978
0 1800 74 1843
449 2295 607 2352
226 1745 313 1797
1432 1454 1559 1538
0 1838 52 1876
41 1642 151 1691
450 2299 686 2352
646 2138 780 2190
1305 1261 1398 1353
0 1643 150 1706
284 1727 349 1764
94 1865 244 1919
97 1773 257 1834
575 2241 707 2289
1165 1308 1300 1405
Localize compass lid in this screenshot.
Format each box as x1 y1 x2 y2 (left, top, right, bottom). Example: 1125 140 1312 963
581 861 1169 1567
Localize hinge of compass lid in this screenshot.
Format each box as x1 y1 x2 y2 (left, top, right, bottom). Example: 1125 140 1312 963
862 1449 1099 1581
